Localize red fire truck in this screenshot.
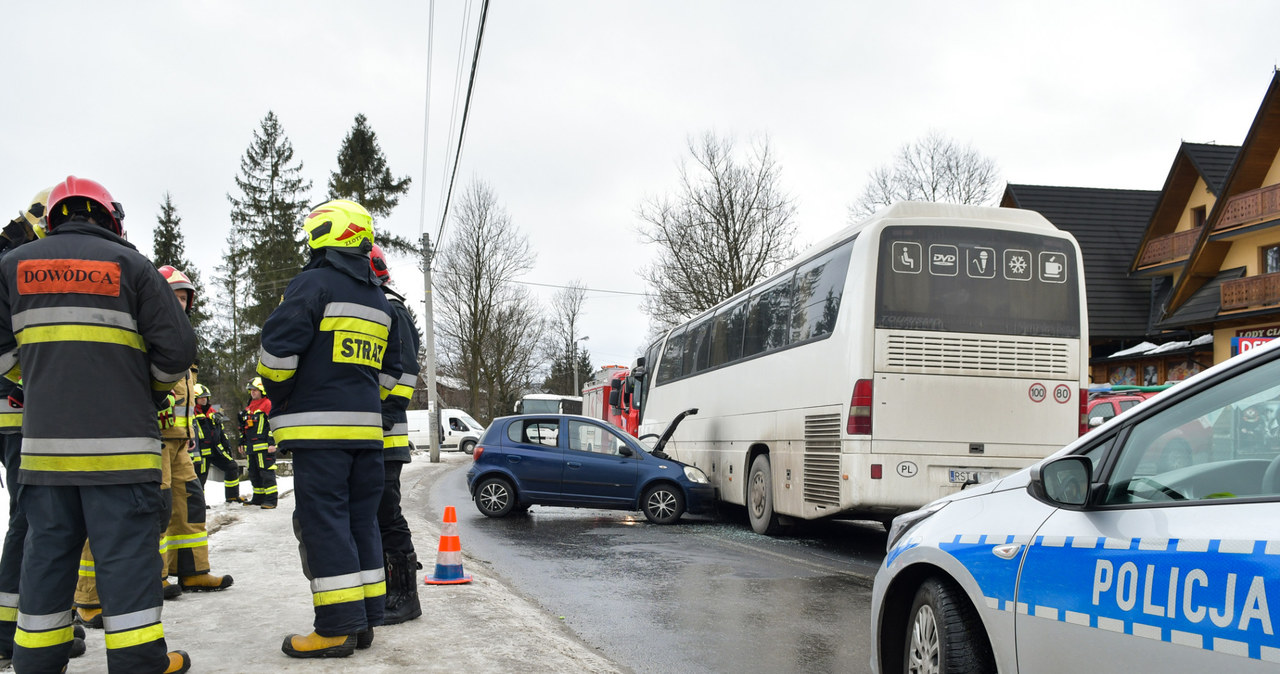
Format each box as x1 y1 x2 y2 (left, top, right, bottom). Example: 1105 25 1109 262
581 364 640 436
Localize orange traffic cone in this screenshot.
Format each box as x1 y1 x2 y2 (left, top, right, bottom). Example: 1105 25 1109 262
424 506 472 585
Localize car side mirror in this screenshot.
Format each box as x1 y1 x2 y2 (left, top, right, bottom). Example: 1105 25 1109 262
608 390 620 409
1089 416 1105 428
619 445 633 457
1028 456 1092 508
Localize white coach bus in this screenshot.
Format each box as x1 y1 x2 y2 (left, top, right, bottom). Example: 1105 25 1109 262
635 202 1089 534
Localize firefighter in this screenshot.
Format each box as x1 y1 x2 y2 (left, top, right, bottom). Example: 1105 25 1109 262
192 384 244 503
0 176 193 673
157 266 233 592
368 244 422 625
0 188 89 666
257 199 402 658
241 377 276 508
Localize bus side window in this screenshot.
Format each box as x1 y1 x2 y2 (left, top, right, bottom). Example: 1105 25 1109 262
656 328 687 385
790 243 852 343
683 316 713 377
708 301 746 368
744 275 794 358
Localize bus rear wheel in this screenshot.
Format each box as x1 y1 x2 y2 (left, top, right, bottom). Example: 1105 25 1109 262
747 454 787 535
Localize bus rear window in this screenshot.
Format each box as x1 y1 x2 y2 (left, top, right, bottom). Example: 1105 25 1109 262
875 226 1080 338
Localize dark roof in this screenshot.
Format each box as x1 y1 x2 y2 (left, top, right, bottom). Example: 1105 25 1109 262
1002 184 1160 338
1156 267 1246 329
1181 142 1240 196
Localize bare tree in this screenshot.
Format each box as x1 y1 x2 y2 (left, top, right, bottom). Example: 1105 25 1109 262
638 132 798 326
542 281 587 394
850 130 1001 218
435 180 536 417
482 288 546 420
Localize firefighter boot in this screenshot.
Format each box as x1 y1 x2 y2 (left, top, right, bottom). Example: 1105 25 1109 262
74 606 103 629
179 573 234 592
164 650 192 673
162 579 183 600
382 552 422 626
356 628 374 650
69 636 86 659
281 632 355 659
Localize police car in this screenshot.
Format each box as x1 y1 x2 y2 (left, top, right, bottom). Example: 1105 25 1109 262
872 339 1280 673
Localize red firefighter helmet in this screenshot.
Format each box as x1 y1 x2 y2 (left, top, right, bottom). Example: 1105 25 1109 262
369 243 390 283
159 265 196 311
46 176 125 235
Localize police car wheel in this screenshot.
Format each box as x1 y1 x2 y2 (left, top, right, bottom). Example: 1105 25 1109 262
475 477 515 518
904 577 993 674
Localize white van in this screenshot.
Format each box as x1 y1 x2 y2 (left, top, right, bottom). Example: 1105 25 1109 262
406 408 485 454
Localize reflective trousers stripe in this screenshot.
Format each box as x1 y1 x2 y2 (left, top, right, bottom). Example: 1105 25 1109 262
104 623 164 650
15 626 73 649
79 560 95 578
0 607 16 622
314 587 365 607
0 412 21 427
167 532 207 550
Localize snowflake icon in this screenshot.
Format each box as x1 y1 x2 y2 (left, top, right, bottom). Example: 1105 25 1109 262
1008 255 1028 275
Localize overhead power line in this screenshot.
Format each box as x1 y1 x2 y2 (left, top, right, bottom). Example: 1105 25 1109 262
435 0 490 245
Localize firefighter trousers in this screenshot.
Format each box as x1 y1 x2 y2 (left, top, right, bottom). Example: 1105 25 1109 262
197 445 242 502
246 448 277 506
162 440 208 577
377 460 415 557
292 448 385 636
15 483 170 674
0 433 24 656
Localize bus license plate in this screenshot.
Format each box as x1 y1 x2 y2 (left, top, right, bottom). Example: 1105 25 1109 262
949 469 996 485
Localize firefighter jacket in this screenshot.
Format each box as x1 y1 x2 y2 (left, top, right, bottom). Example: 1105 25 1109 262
161 367 197 440
193 403 228 457
382 289 420 463
256 247 402 450
0 218 197 485
241 397 272 451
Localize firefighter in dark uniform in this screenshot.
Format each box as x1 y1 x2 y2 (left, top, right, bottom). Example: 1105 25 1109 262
256 199 402 658
0 176 193 673
0 188 88 666
368 244 422 625
240 378 276 508
192 384 244 503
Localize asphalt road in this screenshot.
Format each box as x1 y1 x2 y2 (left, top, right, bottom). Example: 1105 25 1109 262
428 460 887 674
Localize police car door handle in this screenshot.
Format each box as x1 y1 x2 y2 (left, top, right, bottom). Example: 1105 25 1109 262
992 544 1021 560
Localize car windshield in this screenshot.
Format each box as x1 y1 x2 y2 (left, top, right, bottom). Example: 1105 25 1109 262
461 414 483 430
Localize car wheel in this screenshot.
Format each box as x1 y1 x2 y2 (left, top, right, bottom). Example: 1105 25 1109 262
642 483 685 524
747 454 787 535
474 476 515 518
462 440 476 456
904 577 994 674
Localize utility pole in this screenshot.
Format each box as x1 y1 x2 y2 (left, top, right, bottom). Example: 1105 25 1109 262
572 335 589 396
422 232 440 463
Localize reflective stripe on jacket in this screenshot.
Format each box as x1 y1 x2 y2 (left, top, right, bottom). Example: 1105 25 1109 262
381 293 419 462
257 251 402 451
0 219 197 485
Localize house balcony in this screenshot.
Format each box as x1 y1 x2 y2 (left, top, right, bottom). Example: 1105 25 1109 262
1137 228 1200 267
1215 183 1280 234
1221 272 1280 311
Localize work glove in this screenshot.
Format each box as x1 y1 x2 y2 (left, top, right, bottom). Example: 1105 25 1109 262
157 392 177 430
7 386 22 409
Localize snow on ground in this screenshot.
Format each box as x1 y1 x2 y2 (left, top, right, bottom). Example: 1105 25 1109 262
1 454 623 673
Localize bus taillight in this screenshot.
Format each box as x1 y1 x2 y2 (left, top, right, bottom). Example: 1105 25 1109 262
847 379 873 435
1078 388 1089 436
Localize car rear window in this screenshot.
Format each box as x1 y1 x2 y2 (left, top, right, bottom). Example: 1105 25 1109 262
507 418 559 446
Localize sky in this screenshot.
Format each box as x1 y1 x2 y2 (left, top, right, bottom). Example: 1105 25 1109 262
6 0 1280 377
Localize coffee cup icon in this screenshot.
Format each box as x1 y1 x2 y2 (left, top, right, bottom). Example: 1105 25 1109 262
1044 260 1063 277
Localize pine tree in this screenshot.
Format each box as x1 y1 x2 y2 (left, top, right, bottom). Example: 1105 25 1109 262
328 113 419 256
151 192 209 329
227 111 313 333
208 227 256 409
328 113 412 217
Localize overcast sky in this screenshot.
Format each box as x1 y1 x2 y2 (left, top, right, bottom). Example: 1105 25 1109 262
6 1 1280 375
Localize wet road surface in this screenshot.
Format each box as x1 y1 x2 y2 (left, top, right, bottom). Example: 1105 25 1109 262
429 461 887 674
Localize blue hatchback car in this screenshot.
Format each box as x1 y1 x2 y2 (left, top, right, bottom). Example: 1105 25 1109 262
466 414 717 524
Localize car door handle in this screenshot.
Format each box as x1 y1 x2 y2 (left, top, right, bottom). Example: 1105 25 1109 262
508 456 521 463
567 461 582 469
